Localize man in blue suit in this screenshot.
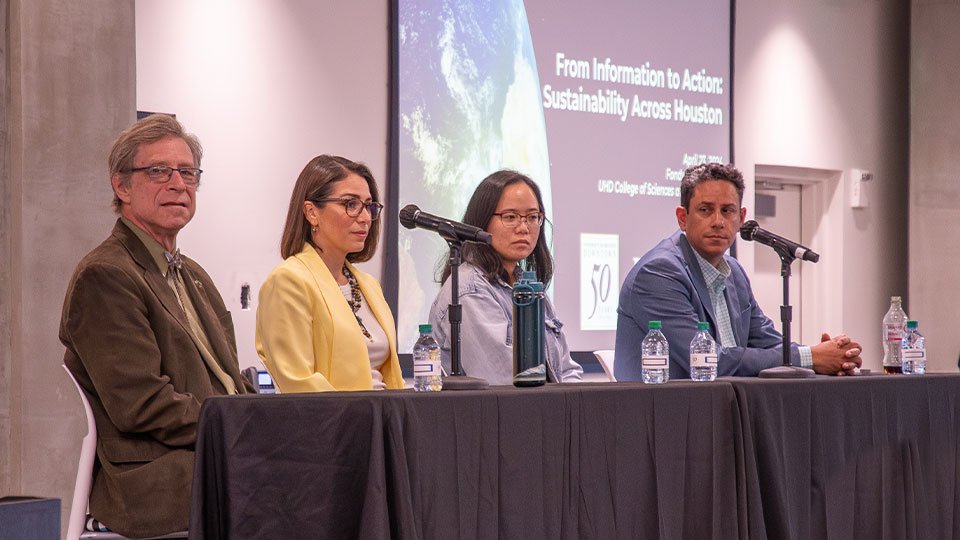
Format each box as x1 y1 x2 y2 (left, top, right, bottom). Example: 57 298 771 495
615 163 862 380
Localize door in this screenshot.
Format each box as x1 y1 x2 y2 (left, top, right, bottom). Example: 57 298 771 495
751 182 803 339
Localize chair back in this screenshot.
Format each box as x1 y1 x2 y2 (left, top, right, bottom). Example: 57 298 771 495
593 350 617 382
63 365 98 540
63 365 190 539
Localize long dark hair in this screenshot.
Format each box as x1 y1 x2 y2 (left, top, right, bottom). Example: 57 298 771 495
439 170 554 286
279 155 381 261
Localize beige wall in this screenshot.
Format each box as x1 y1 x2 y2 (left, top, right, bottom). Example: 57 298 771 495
0 0 136 536
135 0 391 372
734 0 910 372
135 0 917 375
911 0 960 373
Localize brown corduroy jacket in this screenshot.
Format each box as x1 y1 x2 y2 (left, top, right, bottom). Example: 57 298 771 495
60 219 252 538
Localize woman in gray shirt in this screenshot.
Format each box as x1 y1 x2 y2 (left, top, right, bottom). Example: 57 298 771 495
428 170 583 385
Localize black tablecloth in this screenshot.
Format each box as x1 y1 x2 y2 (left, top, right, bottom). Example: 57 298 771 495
731 374 960 540
190 381 745 540
190 375 960 540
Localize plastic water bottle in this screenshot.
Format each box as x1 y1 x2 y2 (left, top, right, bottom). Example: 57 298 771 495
901 320 926 375
882 296 908 374
413 324 442 391
641 321 670 384
690 322 718 381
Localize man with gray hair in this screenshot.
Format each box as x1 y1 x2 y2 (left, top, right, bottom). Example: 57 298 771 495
615 162 863 381
60 114 252 537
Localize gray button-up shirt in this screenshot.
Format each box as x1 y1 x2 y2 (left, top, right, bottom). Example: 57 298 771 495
428 263 583 385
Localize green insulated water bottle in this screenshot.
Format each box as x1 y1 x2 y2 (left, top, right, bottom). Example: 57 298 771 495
513 271 546 387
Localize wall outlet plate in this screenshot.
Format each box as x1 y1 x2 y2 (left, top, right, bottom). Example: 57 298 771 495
848 168 871 208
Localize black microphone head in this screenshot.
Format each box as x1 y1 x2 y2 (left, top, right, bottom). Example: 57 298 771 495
475 230 493 245
740 220 759 241
398 204 420 230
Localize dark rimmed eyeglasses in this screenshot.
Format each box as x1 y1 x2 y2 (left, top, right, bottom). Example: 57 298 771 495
313 197 384 220
492 212 545 228
128 166 202 185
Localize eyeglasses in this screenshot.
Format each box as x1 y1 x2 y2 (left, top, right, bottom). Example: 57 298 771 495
313 197 384 220
129 166 202 185
492 212 544 228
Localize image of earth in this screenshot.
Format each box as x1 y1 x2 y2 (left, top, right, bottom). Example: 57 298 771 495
397 0 553 351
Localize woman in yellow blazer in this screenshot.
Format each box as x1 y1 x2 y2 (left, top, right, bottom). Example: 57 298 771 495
256 155 404 392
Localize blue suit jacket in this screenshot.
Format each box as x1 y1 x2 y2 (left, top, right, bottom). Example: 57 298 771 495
614 230 799 380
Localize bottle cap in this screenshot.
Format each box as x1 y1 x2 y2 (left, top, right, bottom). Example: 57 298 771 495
697 322 709 331
514 271 543 294
891 296 901 302
906 320 918 328
648 320 662 329
419 324 432 333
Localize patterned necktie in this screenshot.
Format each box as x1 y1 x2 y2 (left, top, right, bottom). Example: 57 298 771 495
164 249 183 271
162 248 238 395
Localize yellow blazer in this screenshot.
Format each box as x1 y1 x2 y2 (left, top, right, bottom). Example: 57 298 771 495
256 243 404 392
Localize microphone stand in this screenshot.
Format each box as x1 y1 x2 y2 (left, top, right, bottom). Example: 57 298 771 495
438 224 489 390
759 250 816 378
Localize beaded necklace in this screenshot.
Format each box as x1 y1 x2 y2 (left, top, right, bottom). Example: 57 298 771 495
342 265 373 341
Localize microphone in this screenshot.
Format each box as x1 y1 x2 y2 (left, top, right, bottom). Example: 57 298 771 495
739 220 819 263
399 204 493 244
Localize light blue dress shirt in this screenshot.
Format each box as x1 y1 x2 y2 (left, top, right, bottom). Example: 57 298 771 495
689 248 812 368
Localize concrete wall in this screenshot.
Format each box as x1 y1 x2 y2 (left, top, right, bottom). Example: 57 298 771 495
1 0 12 499
911 1 960 373
734 0 910 372
0 0 136 536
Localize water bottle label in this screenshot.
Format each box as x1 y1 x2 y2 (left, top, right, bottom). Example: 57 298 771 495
414 362 440 376
691 353 718 368
642 355 668 368
414 350 441 376
884 323 903 341
903 349 925 361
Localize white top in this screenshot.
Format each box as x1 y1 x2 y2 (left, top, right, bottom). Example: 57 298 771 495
339 283 389 390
